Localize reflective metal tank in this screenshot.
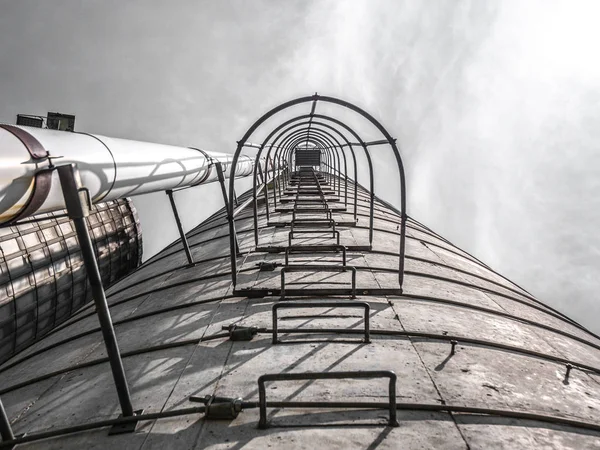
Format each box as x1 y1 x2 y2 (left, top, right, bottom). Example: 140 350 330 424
0 198 142 364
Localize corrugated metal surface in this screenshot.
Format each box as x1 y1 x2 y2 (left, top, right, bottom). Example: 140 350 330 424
0 198 142 364
0 179 598 449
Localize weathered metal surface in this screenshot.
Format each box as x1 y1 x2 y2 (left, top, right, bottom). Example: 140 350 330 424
0 172 599 449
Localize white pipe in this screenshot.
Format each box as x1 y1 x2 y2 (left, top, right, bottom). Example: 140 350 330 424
0 124 261 224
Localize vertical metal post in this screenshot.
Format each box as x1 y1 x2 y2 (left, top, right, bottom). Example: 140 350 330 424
166 190 194 266
56 164 135 418
0 398 15 443
264 156 272 221
215 163 239 255
257 159 265 184
252 155 261 246
263 178 270 221
271 155 278 210
363 145 375 246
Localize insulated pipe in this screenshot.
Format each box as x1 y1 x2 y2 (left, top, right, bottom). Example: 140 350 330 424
0 124 260 224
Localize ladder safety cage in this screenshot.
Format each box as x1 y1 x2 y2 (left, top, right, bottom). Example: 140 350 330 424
228 94 407 291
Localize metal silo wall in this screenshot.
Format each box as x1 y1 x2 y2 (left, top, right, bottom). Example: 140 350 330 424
0 198 142 364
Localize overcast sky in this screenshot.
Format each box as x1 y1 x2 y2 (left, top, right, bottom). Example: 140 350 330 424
1 0 599 333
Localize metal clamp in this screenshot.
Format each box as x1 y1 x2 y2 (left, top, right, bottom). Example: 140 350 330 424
272 301 370 344
257 370 399 428
280 265 357 300
189 395 243 420
222 324 259 341
257 261 278 271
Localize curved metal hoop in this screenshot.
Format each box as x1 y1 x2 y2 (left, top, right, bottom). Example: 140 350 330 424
227 94 408 290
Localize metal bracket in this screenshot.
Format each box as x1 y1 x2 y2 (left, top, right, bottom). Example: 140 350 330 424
450 340 458 355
